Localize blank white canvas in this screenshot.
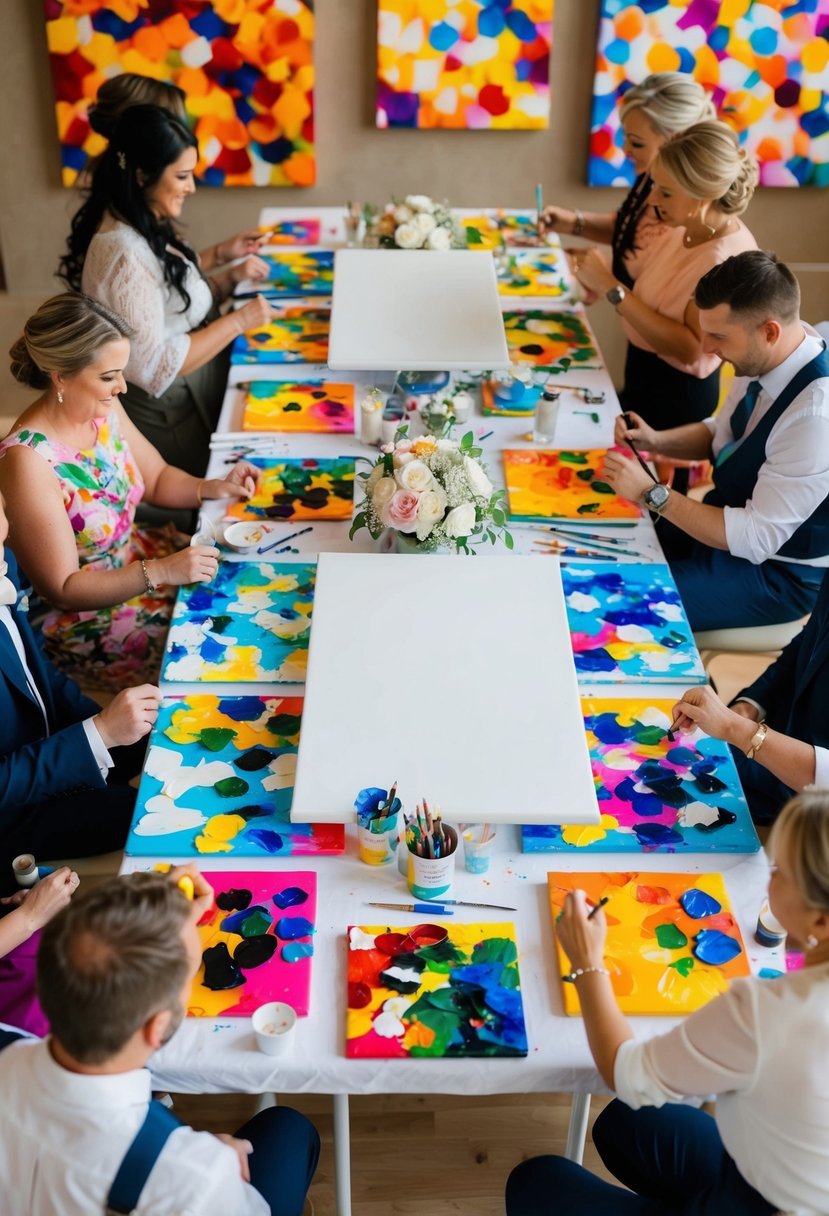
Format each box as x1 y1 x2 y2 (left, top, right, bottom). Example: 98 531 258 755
327 250 511 371
291 553 598 825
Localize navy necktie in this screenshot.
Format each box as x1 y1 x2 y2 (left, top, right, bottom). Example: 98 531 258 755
729 379 762 440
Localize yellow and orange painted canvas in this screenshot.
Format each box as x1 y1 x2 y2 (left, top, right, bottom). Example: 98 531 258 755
503 449 643 521
549 872 750 1016
242 381 355 433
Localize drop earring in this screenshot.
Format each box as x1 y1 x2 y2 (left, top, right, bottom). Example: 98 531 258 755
56 389 64 405
806 933 819 950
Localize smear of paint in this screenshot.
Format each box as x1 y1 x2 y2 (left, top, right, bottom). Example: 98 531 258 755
214 776 250 798
275 916 315 940
195 813 247 854
282 941 314 963
272 886 309 909
199 727 238 752
693 930 742 966
233 747 277 772
234 935 279 969
654 923 688 949
216 888 252 911
202 943 243 990
669 956 694 977
680 888 722 919
221 905 271 935
246 828 285 854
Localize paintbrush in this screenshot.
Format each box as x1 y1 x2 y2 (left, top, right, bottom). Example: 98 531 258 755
370 901 454 916
257 526 313 554
621 412 658 484
533 539 642 559
587 895 610 920
423 899 517 912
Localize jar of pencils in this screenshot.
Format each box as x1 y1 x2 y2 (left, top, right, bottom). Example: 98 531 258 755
405 802 458 899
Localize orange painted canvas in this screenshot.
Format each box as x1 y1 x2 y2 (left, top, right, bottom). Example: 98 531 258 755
503 449 643 521
503 309 601 372
242 381 355 433
549 872 750 1016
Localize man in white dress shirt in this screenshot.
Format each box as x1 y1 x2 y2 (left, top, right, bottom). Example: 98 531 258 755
0 870 319 1215
603 251 829 630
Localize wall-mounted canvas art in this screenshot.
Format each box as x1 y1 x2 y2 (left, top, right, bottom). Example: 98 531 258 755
377 1 554 130
226 457 355 522
503 449 643 521
161 561 315 683
549 871 750 1015
44 0 316 188
126 695 344 858
523 698 759 855
231 308 330 364
260 251 334 296
242 381 355 433
259 219 322 245
503 310 601 372
190 870 316 1017
589 0 829 188
562 562 706 683
347 921 528 1058
496 250 573 300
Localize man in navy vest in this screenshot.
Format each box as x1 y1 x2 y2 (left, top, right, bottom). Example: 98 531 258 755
603 251 829 630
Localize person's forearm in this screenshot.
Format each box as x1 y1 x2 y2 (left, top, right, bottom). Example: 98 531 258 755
570 210 617 245
615 292 703 366
206 267 237 303
44 561 151 611
573 973 634 1089
657 490 729 549
179 312 242 376
0 907 37 958
647 422 714 462
143 464 201 510
726 716 816 791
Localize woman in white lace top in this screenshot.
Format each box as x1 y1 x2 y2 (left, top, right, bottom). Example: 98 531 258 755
59 105 273 478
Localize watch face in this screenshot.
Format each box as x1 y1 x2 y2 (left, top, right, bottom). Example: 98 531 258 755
606 286 625 306
645 484 670 510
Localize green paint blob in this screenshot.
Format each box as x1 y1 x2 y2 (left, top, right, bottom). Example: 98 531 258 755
559 451 590 465
655 924 688 950
209 615 234 634
214 776 250 798
590 480 614 495
472 937 517 965
669 956 695 977
240 909 272 937
635 725 666 747
199 727 237 752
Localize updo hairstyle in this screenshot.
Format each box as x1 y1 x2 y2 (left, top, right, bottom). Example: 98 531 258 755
88 73 187 139
9 294 133 392
770 791 829 912
655 120 759 215
619 72 716 138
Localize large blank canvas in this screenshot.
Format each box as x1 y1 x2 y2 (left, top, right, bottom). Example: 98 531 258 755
291 554 597 825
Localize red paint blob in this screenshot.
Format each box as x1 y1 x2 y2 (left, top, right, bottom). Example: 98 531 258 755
375 932 417 956
348 981 372 1009
479 84 510 117
408 923 448 947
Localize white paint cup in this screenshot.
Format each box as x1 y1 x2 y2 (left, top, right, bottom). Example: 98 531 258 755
252 1001 297 1056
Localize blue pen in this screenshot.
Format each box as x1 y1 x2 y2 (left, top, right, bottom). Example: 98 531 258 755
369 901 453 916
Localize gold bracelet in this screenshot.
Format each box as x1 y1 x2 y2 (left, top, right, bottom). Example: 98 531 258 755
196 479 205 505
572 209 586 237
746 721 769 761
140 559 155 593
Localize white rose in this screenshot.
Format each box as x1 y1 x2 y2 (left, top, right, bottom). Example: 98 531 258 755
392 451 415 472
464 455 493 498
371 476 397 510
393 204 414 224
413 211 437 236
416 486 448 540
395 222 423 249
425 226 452 251
399 459 433 493
444 502 476 538
436 437 458 453
405 194 435 213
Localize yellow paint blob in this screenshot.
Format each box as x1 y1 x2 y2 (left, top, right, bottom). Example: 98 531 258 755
195 813 247 855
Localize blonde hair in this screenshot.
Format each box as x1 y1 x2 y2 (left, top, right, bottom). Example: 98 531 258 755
655 120 758 215
9 294 133 391
619 72 716 138
89 74 187 138
770 791 829 911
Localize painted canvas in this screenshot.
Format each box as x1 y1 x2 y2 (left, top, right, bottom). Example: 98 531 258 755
562 562 706 683
523 698 759 855
242 381 355 433
231 308 330 364
503 449 643 521
259 219 322 246
161 561 315 684
226 457 355 523
464 210 547 249
126 695 344 858
44 0 316 188
503 310 601 372
260 251 334 296
496 250 573 300
190 870 316 1017
377 1 554 130
549 872 751 1015
346 921 528 1058
589 1 829 188
481 378 541 417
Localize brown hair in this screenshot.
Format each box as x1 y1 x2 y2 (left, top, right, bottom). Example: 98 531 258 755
770 791 829 911
89 74 187 138
695 250 800 324
38 874 193 1064
9 293 133 391
655 120 758 215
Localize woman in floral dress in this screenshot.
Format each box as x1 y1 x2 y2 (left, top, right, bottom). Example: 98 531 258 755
0 294 258 690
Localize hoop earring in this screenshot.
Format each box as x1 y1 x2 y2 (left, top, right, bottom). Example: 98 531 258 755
806 933 819 951
56 389 64 406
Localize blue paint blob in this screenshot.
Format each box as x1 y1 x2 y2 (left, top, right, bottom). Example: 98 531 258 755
246 828 285 855
679 888 722 919
668 747 699 767
200 636 228 664
575 650 618 674
483 985 525 1022
590 711 631 744
272 886 309 910
429 20 458 51
282 941 314 964
220 905 271 935
693 930 742 966
759 968 785 980
218 696 269 721
451 963 502 989
275 916 315 941
633 822 683 848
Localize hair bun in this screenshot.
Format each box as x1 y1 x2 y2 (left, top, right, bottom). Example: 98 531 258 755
8 335 49 389
721 150 759 215
87 104 116 139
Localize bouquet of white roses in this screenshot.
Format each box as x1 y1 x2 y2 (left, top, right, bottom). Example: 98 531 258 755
365 194 468 251
350 430 513 554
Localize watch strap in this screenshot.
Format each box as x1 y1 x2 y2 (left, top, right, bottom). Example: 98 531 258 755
746 721 769 761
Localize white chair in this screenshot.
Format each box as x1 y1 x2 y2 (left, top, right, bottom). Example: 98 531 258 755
694 617 808 670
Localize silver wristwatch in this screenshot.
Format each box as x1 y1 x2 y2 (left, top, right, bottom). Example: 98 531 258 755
606 284 626 307
643 483 670 514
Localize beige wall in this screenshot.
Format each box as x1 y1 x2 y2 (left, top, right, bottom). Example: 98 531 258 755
0 0 827 389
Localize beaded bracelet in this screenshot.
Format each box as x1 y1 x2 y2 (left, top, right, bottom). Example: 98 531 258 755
572 209 586 237
140 559 155 594
564 965 610 984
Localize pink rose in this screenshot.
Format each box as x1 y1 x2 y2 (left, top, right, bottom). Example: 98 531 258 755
383 490 420 533
395 438 414 453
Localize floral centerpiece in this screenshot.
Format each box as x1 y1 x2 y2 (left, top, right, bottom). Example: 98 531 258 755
364 194 469 251
350 430 513 554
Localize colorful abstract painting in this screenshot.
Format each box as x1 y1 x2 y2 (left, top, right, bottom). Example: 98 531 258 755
242 380 355 433
523 698 759 855
259 219 322 245
190 870 316 1017
44 0 316 188
226 457 355 522
260 251 334 296
377 1 554 130
126 695 344 858
346 921 528 1058
496 250 573 299
503 310 601 372
562 562 706 683
550 871 750 1015
503 449 643 521
590 1 829 188
481 378 541 417
161 561 315 683
231 308 330 364
464 210 546 248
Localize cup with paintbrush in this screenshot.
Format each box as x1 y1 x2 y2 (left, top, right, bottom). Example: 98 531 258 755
355 782 402 865
462 823 496 875
405 799 458 900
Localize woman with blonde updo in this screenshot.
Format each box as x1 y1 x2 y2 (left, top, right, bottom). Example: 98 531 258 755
0 294 259 690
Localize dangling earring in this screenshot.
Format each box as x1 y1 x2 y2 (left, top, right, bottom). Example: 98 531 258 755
700 205 717 240
56 389 64 406
806 933 819 950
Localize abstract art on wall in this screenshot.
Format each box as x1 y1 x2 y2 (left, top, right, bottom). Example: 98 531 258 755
161 561 315 683
496 249 574 300
549 871 750 1015
126 695 344 858
44 0 316 188
377 1 554 130
231 308 330 364
259 219 322 245
226 456 355 522
260 251 334 296
347 921 528 1058
242 380 355 433
561 562 707 683
590 0 829 188
523 698 759 855
502 310 601 372
190 870 316 1017
503 449 643 521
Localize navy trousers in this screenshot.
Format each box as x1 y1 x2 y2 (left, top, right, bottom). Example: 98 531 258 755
657 519 824 631
505 1101 776 1215
235 1106 320 1216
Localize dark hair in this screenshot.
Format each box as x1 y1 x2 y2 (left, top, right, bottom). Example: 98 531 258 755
694 250 800 323
59 104 199 311
37 874 193 1065
9 293 133 390
89 74 187 138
